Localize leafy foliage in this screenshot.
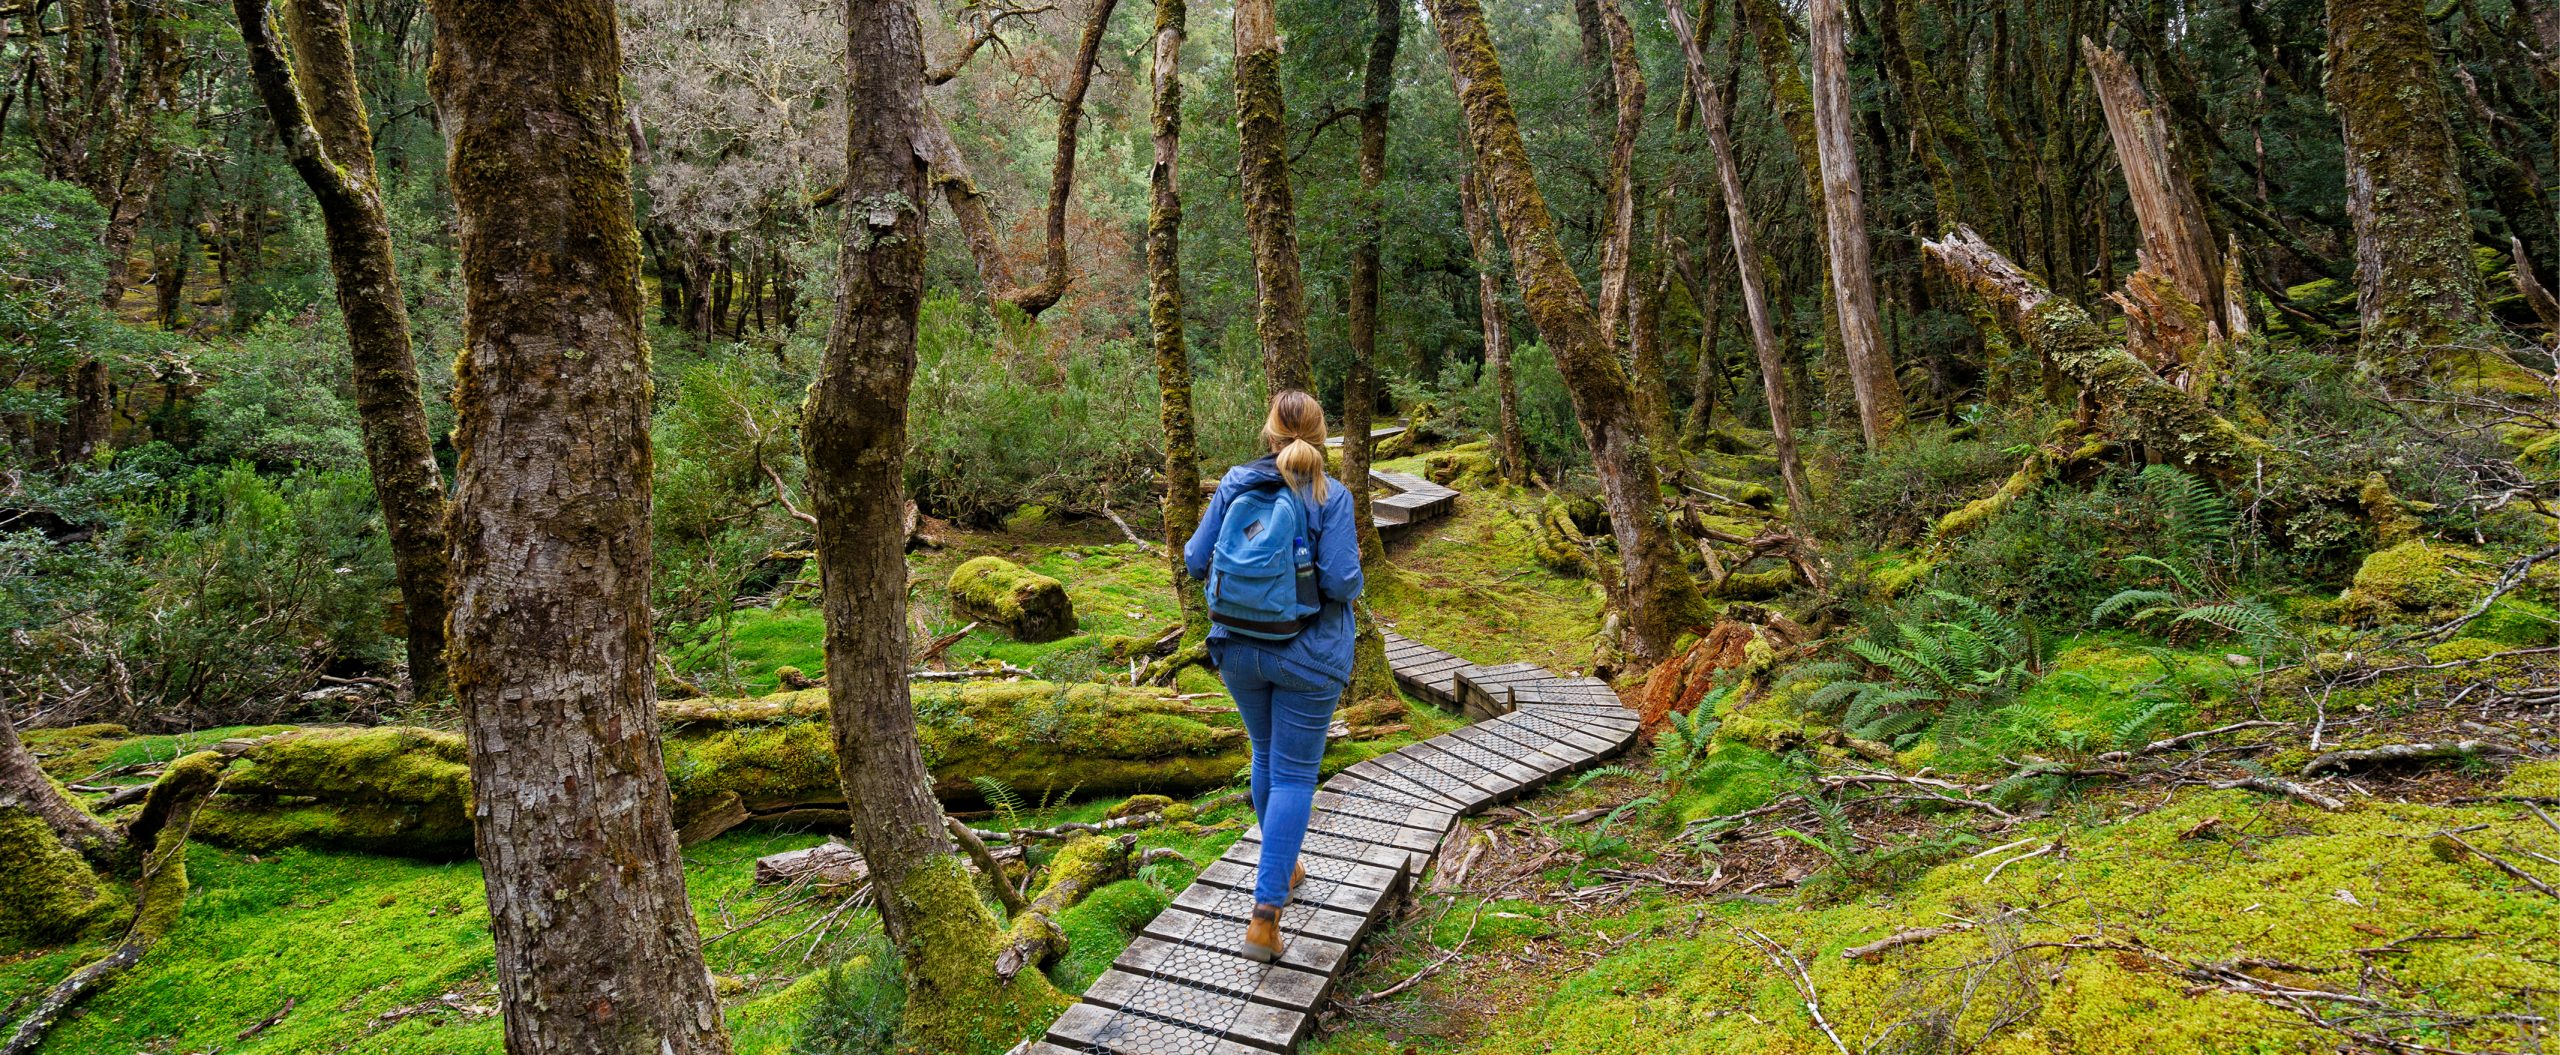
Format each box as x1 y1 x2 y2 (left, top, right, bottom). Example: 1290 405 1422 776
1786 591 2042 749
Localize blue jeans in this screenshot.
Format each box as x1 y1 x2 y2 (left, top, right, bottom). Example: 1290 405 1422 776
1219 643 1339 906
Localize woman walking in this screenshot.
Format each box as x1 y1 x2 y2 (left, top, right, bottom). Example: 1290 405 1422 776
1183 390 1365 962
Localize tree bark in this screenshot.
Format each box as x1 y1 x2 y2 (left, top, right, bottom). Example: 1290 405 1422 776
1147 0 1205 628
427 1 731 1051
1804 0 1904 446
1346 0 1399 561
1666 0 1812 517
1433 0 1708 664
234 0 452 699
2082 40 2229 345
1592 0 1646 343
804 0 1064 1046
1925 226 2284 483
1737 0 1848 425
2325 0 2485 386
1459 171 1526 485
1003 0 1120 318
0 714 118 863
1236 0 1312 394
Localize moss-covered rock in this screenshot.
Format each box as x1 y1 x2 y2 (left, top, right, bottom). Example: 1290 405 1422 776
949 556 1078 642
193 727 476 859
2453 597 2560 647
2337 540 2490 624
1424 440 1498 489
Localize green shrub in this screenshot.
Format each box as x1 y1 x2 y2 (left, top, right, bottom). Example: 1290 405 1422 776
188 317 367 474
907 295 1163 523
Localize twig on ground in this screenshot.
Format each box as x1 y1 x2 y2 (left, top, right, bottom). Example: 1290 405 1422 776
2209 776 2345 811
2091 720 2289 763
2431 830 2560 900
1983 840 2058 885
2301 739 2519 776
1740 927 1852 1055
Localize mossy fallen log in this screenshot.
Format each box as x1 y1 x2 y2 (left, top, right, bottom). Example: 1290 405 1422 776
949 556 1078 642
181 680 1249 860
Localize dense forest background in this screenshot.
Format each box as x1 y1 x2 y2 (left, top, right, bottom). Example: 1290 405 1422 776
2 0 2557 1051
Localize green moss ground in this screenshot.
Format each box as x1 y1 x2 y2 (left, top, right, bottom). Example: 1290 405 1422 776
1361 461 1611 673
0 787 1255 1055
1312 774 2560 1055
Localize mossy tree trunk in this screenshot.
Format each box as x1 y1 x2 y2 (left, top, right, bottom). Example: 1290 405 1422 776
805 1 1064 1048
1147 0 1206 630
426 1 731 1051
1459 171 1526 485
1805 0 1906 447
1666 0 1812 517
0 715 118 864
2325 0 2486 387
1236 0 1312 394
1345 0 1398 563
1433 0 1709 664
1925 226 2287 482
233 0 451 699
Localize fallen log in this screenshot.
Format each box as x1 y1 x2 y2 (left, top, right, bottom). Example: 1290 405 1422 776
2302 740 2520 777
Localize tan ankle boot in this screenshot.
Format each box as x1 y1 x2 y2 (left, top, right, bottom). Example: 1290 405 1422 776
1241 904 1283 963
1291 861 1305 892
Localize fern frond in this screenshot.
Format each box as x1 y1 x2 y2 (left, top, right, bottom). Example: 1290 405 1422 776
2091 589 2179 626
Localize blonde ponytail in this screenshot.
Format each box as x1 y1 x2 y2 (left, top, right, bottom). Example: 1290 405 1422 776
1263 390 1330 505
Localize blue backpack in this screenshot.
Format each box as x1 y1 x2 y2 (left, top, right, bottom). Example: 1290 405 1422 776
1206 483 1321 640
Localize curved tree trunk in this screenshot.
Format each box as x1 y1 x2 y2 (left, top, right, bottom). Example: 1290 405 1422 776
427 1 731 1051
806 0 1064 1046
1805 0 1905 446
2325 0 2485 387
1592 0 1646 343
1433 0 1709 664
1459 171 1526 485
1236 0 1312 394
1737 0 1849 426
1004 0 1121 318
1147 0 1205 629
2082 41 2228 343
233 0 452 699
1666 0 1812 518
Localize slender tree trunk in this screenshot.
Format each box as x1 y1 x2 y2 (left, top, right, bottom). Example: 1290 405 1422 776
1593 0 1646 342
1459 172 1525 484
1148 0 1203 627
1236 0 1311 394
427 1 730 1051
805 0 1063 1046
1805 0 1904 446
2326 0 2486 386
234 0 452 699
1633 177 1682 461
1434 0 1708 664
1346 0 1399 561
1004 0 1120 317
1737 0 1847 426
1667 0 1811 517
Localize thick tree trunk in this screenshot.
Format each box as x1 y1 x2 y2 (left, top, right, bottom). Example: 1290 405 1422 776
427 2 731 1051
1459 172 1526 484
2082 40 2228 348
1433 0 1708 664
2325 0 2485 387
1805 0 1904 446
1666 0 1812 517
1004 0 1119 318
1236 0 1312 394
235 0 452 699
1147 0 1205 628
805 0 1063 1047
1346 0 1399 562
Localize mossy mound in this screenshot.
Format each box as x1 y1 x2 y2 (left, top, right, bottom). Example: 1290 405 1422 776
1425 440 1499 489
2337 540 2490 624
2452 597 2560 647
194 727 477 859
0 805 121 951
949 556 1079 642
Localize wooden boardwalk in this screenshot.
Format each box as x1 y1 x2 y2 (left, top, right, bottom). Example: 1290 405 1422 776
1028 479 1639 1054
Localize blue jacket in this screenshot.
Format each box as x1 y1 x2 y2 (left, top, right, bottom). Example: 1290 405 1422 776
1184 454 1365 693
